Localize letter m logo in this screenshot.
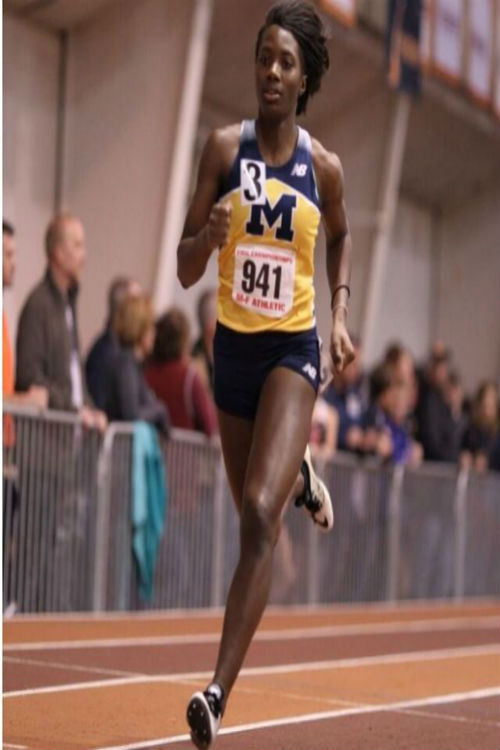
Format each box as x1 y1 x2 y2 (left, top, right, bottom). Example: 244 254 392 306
246 194 297 242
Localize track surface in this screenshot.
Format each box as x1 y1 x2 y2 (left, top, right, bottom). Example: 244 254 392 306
3 600 500 749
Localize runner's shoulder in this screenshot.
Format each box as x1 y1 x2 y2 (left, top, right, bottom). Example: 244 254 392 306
311 138 344 203
204 124 241 175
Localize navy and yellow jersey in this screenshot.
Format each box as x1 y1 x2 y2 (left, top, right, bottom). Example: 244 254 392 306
217 119 321 333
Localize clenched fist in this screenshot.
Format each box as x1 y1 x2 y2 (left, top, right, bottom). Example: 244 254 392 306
205 201 232 250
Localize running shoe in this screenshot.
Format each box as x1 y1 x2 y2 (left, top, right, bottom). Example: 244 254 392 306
295 446 334 532
187 685 223 749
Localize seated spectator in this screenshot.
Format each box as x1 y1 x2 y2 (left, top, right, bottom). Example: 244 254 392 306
15 213 105 431
145 307 217 436
365 363 422 467
191 288 217 393
106 294 169 435
323 334 368 454
415 347 459 462
460 382 499 473
85 276 141 410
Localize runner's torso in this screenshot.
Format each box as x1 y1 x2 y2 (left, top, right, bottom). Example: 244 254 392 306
217 119 321 333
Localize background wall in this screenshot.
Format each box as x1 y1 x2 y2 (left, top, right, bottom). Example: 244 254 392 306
375 198 433 365
62 0 193 351
3 15 59 346
436 181 500 392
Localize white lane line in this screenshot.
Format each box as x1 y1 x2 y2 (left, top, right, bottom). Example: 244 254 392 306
90 687 500 750
4 615 499 652
3 744 29 749
3 655 138 679
4 643 498 698
395 706 500 728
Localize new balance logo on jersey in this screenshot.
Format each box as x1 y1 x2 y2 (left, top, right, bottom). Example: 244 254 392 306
291 163 308 177
302 362 317 380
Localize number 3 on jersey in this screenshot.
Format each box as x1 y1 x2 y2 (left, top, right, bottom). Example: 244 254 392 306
240 159 266 206
232 244 295 318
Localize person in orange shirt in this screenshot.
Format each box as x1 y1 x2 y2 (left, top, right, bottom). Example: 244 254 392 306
2 221 48 409
3 221 48 613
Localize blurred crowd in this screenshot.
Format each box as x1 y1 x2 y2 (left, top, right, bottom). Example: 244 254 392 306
2 214 216 441
312 336 500 473
3 213 499 474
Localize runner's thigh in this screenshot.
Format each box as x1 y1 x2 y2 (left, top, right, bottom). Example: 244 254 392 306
243 366 316 519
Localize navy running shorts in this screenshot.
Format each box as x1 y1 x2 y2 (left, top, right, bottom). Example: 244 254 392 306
213 322 321 420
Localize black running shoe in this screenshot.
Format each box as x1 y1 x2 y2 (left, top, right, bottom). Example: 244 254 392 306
187 685 223 749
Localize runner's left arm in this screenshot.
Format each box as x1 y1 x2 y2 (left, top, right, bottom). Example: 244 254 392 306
313 142 355 373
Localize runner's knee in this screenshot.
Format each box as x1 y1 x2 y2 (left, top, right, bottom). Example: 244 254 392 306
240 490 281 556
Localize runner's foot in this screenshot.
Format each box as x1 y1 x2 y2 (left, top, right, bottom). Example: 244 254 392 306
295 446 334 532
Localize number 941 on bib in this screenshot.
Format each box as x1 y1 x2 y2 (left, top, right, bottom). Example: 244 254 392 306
232 244 295 318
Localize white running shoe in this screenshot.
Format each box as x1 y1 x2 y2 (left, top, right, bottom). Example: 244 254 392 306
295 446 334 533
187 688 222 749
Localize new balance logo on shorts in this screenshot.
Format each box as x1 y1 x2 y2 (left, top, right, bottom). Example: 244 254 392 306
302 362 317 381
291 163 308 177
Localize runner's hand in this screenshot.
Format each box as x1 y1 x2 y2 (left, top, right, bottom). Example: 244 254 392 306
205 201 232 250
330 313 355 374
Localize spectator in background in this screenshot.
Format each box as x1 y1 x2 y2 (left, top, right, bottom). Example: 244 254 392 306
383 342 418 425
460 382 500 473
415 347 459 462
191 288 217 393
3 220 49 612
106 293 169 435
145 307 217 436
489 432 500 473
3 221 48 409
365 362 422 467
309 396 338 463
85 276 141 410
445 370 467 450
15 213 106 430
323 334 368 454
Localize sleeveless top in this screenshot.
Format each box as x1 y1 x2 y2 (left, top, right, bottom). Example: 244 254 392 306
216 119 321 333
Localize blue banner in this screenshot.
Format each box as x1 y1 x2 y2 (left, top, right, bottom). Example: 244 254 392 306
387 0 422 95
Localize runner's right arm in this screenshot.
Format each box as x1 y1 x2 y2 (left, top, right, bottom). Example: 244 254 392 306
177 129 235 289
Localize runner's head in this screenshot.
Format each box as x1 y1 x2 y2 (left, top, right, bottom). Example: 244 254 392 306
255 0 329 116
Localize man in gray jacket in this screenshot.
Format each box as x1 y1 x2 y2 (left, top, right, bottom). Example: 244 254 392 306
16 212 106 431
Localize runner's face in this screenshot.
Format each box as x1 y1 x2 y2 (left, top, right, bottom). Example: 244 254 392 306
255 25 306 118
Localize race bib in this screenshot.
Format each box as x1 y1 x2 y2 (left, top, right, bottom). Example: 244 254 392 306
232 244 295 318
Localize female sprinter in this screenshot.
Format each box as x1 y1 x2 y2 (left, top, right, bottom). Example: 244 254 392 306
177 2 355 746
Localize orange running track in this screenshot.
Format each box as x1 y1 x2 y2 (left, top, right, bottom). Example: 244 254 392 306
3 600 500 750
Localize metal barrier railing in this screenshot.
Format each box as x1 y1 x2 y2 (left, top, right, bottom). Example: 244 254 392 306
94 423 224 611
3 406 102 613
3 405 500 613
